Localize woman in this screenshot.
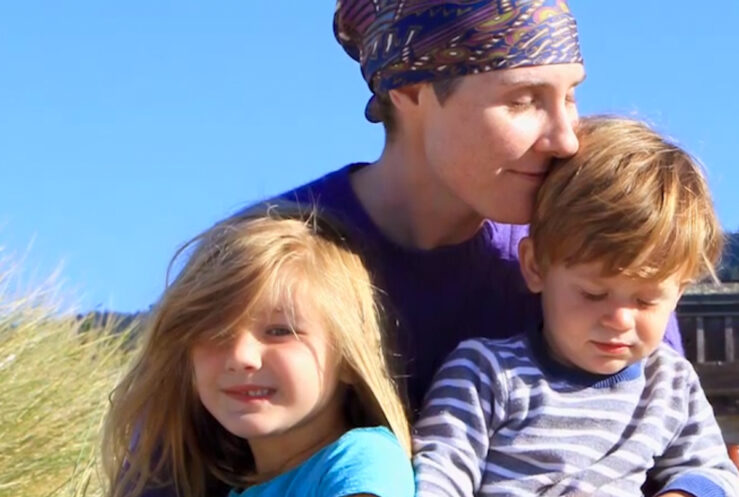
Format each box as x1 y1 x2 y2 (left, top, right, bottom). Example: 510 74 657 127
271 0 682 410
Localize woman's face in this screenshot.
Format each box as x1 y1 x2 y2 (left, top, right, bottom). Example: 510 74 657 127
415 63 585 225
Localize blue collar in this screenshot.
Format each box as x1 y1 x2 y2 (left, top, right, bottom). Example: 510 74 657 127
527 325 644 388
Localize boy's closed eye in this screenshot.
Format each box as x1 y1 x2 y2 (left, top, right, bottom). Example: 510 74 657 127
580 290 607 301
635 298 658 309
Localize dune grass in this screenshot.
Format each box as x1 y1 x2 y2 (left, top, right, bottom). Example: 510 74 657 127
0 268 136 497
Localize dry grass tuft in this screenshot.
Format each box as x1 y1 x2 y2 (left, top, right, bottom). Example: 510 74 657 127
0 264 136 497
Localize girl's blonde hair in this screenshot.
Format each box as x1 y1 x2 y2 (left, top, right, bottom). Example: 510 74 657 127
102 205 411 497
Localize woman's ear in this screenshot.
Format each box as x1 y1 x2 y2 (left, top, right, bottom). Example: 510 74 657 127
518 237 545 293
388 84 423 113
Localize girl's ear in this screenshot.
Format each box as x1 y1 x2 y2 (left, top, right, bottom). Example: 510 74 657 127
518 237 545 293
338 362 355 385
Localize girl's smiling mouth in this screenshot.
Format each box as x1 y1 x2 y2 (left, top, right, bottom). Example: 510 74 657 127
222 385 277 402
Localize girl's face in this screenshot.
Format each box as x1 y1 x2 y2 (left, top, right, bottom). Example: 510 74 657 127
191 287 347 470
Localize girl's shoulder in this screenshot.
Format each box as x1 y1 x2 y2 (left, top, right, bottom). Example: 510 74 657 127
331 425 404 454
318 426 415 496
232 426 414 497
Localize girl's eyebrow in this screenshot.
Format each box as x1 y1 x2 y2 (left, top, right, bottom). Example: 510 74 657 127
268 307 299 321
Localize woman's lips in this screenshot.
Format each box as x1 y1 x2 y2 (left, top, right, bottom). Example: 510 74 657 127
511 170 548 182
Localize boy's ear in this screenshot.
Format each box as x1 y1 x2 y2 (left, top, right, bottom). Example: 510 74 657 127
518 237 544 293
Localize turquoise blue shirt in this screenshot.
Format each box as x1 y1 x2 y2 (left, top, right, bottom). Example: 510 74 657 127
228 426 414 497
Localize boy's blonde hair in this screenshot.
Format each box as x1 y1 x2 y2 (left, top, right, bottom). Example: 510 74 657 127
530 116 723 282
102 206 410 497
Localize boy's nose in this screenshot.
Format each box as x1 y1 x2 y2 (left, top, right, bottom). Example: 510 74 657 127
601 306 636 332
226 333 263 371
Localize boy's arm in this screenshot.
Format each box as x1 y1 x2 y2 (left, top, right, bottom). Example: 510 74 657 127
413 339 507 497
648 366 739 497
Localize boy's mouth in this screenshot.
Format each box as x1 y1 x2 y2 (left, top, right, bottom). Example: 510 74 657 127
592 341 630 354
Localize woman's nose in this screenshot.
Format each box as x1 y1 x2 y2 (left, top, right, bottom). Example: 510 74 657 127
536 102 579 159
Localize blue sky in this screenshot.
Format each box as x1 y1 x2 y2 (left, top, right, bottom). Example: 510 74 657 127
2 2 738 313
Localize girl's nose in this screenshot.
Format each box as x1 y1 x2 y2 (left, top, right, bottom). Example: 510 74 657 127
225 333 263 371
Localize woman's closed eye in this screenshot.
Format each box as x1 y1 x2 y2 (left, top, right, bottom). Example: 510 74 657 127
508 96 535 111
504 88 537 111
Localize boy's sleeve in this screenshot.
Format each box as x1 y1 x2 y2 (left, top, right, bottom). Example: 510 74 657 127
649 366 739 497
413 339 508 497
318 428 415 497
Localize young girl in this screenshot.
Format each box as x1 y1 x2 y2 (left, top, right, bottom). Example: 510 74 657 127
102 207 415 497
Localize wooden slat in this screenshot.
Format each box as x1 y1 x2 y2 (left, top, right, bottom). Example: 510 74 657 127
696 316 706 363
718 415 739 445
695 363 739 396
726 316 735 362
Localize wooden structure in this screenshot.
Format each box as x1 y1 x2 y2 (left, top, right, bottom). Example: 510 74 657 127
677 288 739 467
678 292 739 401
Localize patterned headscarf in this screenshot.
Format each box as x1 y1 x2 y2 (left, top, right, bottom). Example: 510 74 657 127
334 0 583 122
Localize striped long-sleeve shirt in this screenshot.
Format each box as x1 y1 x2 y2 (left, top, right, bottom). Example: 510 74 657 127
413 334 739 497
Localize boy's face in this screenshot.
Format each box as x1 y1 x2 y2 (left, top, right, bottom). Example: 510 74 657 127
519 241 685 374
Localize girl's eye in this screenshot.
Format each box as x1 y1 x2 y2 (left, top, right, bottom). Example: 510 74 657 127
265 326 294 338
581 290 607 302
